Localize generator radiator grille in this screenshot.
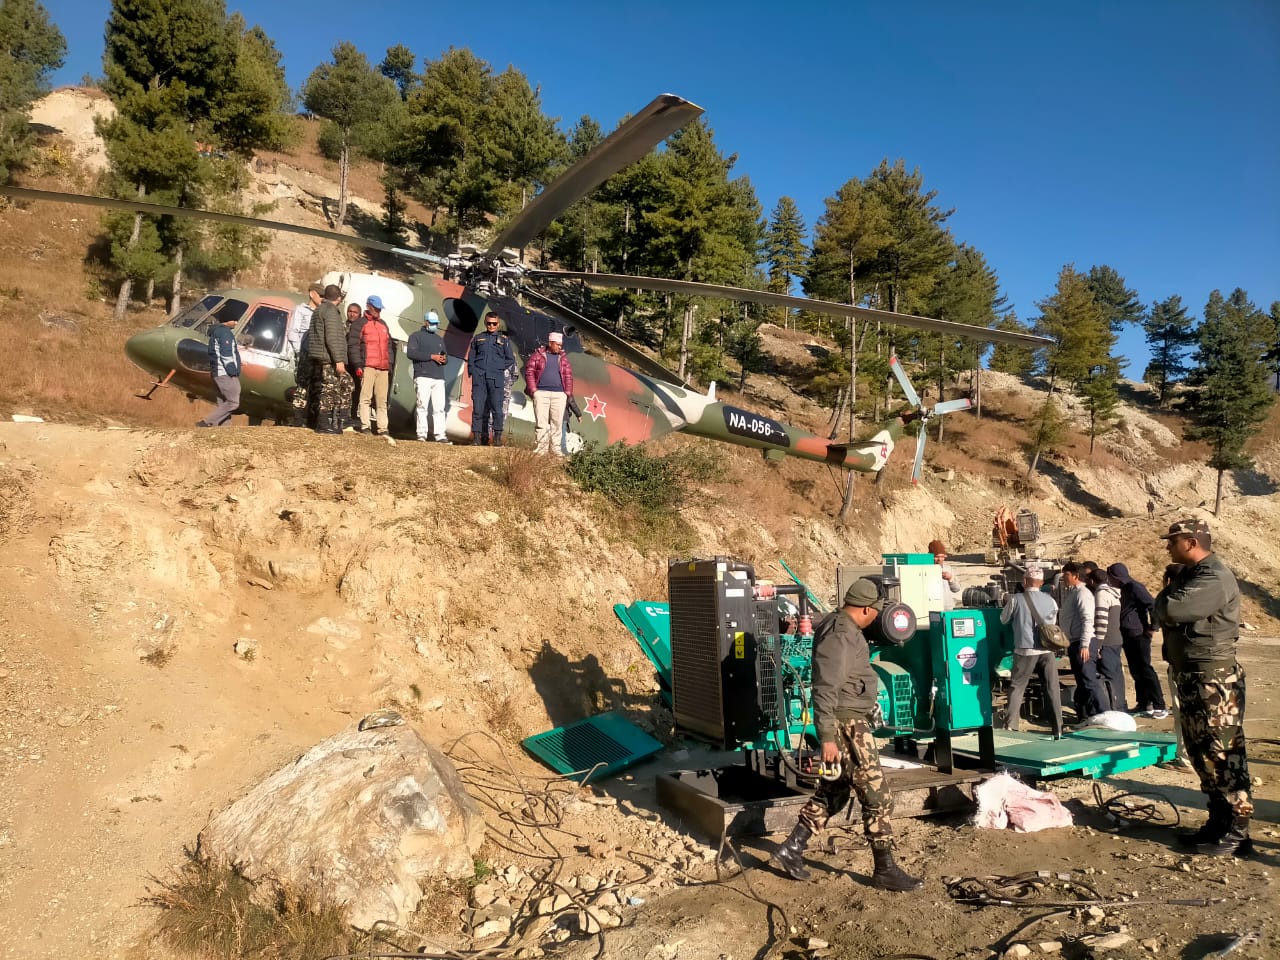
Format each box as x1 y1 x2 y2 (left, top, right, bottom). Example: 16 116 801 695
669 570 723 740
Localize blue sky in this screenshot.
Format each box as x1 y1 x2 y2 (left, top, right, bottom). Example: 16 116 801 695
45 1 1280 373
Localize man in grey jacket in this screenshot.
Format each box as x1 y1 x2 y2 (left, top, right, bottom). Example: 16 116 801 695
1000 565 1063 737
772 578 922 892
1059 562 1108 721
1155 518 1251 856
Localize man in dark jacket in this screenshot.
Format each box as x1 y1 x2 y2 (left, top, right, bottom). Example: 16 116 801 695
406 310 450 442
197 311 242 427
1154 518 1251 856
307 284 352 434
1108 562 1166 718
772 578 922 892
466 316 517 445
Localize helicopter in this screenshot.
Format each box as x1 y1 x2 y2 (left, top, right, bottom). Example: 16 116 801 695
2 93 1051 481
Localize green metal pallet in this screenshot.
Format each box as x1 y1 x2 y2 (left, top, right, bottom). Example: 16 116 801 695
947 728 1178 779
523 711 664 783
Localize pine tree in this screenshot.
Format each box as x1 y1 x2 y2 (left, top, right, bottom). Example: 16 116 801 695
486 66 567 240
1035 264 1110 388
923 244 1005 427
380 44 417 100
1085 264 1143 333
0 0 65 182
763 196 806 325
1026 394 1069 481
100 0 232 318
861 159 954 315
301 42 398 227
1080 357 1121 456
1185 289 1276 513
1260 301 1280 392
1142 295 1197 405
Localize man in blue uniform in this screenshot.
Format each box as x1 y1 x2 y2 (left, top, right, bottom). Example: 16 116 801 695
466 316 516 445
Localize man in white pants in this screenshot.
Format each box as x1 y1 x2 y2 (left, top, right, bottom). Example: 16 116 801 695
406 311 450 442
524 330 575 456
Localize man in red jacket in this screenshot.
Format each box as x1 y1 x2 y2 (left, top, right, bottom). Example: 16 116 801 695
523 331 577 456
351 295 394 435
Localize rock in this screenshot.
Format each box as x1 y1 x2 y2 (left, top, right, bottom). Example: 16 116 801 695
1140 938 1160 953
1086 932 1133 951
267 554 323 587
472 918 510 939
577 874 599 893
1085 906 1106 921
593 891 620 910
578 910 601 935
807 937 830 949
246 576 274 591
1035 943 1062 954
233 638 258 660
1003 945 1031 959
11 414 44 423
199 720 484 929
39 312 79 333
471 882 496 908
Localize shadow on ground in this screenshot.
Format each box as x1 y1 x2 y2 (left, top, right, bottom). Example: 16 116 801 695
1036 459 1125 518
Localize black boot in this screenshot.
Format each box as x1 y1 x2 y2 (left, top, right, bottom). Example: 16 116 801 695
1178 796 1231 847
1195 817 1253 857
314 409 340 435
772 823 812 880
870 841 924 892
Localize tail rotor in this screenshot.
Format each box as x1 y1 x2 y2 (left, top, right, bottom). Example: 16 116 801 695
888 353 972 484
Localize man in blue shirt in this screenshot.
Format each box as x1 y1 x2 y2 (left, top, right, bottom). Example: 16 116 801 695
198 313 242 427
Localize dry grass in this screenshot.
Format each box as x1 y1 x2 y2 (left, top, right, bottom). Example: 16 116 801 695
256 117 436 226
145 852 355 960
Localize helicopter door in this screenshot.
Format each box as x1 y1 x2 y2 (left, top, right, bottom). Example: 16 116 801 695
236 304 291 369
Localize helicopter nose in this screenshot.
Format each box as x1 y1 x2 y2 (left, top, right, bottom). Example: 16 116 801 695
124 327 173 377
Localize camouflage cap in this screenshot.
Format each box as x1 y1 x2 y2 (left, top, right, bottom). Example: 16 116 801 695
843 578 884 609
1159 518 1210 539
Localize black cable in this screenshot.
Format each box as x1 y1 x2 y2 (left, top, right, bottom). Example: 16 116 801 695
1091 782 1182 829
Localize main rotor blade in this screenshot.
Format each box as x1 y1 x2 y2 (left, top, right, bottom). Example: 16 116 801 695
533 269 1054 348
521 285 685 384
933 398 973 415
486 94 703 257
888 354 921 408
912 431 927 485
0 185 447 264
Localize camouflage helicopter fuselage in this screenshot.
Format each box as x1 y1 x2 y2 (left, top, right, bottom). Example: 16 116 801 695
124 271 905 470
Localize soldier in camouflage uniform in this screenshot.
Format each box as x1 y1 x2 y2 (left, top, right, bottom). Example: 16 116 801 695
772 578 923 891
1155 518 1253 856
307 284 354 434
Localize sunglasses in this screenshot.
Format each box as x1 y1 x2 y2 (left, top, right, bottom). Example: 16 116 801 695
485 321 499 327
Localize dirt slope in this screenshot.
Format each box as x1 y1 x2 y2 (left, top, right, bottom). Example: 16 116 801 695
1 422 1278 960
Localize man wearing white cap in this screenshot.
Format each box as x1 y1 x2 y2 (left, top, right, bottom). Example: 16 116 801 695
524 330 576 455
407 311 450 442
999 565 1063 738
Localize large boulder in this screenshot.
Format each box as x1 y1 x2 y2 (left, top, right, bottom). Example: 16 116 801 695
199 714 485 928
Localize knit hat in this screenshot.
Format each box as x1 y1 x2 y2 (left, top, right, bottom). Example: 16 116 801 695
548 331 564 344
843 578 883 609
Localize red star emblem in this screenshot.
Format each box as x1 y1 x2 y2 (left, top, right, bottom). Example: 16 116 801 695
584 393 607 421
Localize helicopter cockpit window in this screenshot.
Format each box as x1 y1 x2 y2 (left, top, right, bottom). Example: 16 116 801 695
238 305 289 354
168 294 223 329
195 298 249 336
